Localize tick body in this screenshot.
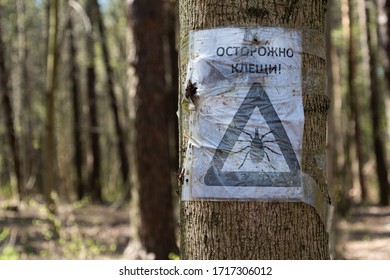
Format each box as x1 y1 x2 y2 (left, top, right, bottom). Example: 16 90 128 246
232 128 281 169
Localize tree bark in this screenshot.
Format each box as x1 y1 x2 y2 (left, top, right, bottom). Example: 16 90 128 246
126 0 178 259
179 0 330 260
326 0 335 201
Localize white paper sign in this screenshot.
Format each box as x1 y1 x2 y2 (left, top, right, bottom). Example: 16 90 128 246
182 27 304 201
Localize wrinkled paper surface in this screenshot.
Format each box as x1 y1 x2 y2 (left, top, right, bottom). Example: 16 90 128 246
182 27 331 226
183 27 306 201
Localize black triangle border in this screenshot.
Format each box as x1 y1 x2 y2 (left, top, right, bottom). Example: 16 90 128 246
204 82 301 187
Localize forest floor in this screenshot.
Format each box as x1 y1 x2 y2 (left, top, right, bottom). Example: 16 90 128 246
334 206 390 260
0 198 131 259
1 197 390 259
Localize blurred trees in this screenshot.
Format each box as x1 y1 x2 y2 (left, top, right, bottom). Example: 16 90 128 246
328 0 390 209
0 0 134 203
0 3 23 201
367 0 390 206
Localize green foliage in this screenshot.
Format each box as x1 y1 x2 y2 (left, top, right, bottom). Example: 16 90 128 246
0 228 20 260
168 252 180 260
0 246 19 260
0 227 9 242
0 182 13 199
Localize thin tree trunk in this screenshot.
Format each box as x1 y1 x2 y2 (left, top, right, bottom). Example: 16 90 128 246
366 2 390 206
43 0 59 211
384 0 390 89
67 3 85 200
340 0 355 211
126 0 178 259
327 0 346 213
348 0 368 202
179 0 330 259
92 0 131 200
86 0 102 202
0 8 23 201
16 0 33 192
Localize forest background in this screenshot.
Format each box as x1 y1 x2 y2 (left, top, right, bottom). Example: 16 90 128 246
0 0 390 259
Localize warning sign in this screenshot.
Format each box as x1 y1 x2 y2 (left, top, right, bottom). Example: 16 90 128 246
182 27 304 200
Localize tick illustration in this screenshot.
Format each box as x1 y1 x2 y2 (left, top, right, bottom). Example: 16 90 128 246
232 128 281 169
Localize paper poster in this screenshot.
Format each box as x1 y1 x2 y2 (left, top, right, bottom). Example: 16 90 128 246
182 27 304 201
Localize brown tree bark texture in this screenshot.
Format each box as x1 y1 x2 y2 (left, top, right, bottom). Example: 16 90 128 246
179 0 330 259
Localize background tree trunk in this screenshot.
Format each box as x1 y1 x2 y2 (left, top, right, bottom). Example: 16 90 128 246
86 0 102 202
348 0 367 202
383 0 390 89
366 2 390 206
16 0 33 192
126 0 178 259
337 0 355 213
179 0 330 259
67 2 85 200
43 0 59 210
92 0 131 200
0 6 23 201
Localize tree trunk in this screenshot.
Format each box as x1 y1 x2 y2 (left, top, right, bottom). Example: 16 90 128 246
126 0 178 259
179 0 330 259
43 0 59 211
16 0 33 192
67 2 85 200
384 0 390 90
327 0 347 213
0 7 24 201
86 0 102 202
339 0 355 212
366 2 390 206
348 0 367 202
